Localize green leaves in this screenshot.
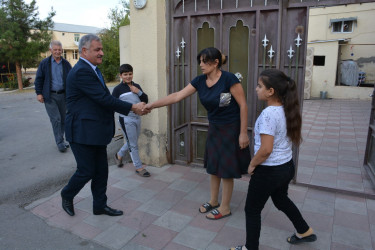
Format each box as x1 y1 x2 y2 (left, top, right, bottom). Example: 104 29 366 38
98 0 130 82
0 0 55 88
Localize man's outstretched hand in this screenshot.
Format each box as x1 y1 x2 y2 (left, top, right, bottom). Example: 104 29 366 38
131 102 150 115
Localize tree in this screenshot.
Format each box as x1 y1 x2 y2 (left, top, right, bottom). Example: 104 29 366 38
23 54 43 73
0 0 55 90
99 0 130 82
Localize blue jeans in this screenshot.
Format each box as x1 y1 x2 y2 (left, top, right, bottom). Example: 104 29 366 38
244 160 309 250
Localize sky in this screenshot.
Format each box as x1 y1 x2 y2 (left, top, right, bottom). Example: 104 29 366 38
25 0 125 29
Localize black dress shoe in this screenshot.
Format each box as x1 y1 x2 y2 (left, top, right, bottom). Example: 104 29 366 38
93 205 123 216
61 197 75 216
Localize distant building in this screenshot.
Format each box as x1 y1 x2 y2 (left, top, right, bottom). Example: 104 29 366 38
42 23 102 67
305 2 374 100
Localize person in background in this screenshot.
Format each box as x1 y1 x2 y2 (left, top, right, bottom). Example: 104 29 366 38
144 47 250 220
112 64 150 177
34 40 72 152
60 34 148 217
230 69 316 250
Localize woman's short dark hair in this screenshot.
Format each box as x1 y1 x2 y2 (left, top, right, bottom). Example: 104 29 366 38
197 47 227 68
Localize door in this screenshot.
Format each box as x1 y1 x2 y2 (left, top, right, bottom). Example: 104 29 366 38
168 0 308 166
364 87 375 183
167 0 372 166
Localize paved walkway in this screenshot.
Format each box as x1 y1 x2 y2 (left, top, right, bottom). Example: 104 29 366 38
297 99 374 197
27 99 375 250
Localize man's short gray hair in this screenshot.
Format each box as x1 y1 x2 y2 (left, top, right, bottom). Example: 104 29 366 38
50 40 62 49
78 34 101 54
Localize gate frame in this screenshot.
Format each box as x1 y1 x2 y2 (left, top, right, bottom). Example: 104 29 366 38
165 0 375 182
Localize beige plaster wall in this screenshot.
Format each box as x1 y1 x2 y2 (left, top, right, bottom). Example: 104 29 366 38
309 2 375 43
308 2 375 100
53 32 80 50
309 41 372 100
33 31 85 69
127 1 168 167
119 26 130 65
309 42 338 99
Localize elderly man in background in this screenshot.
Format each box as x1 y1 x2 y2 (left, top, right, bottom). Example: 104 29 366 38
35 40 72 152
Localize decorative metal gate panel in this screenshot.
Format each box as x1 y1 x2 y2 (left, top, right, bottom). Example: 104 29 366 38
364 87 375 184
166 0 374 166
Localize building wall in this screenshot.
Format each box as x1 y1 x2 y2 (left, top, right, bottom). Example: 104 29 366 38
307 2 375 100
119 26 131 65
309 41 372 99
27 31 88 73
125 1 168 167
51 31 86 66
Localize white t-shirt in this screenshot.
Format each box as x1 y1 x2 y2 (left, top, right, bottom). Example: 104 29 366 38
254 106 292 166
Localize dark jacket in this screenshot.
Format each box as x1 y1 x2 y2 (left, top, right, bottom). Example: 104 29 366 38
34 55 72 102
65 59 133 146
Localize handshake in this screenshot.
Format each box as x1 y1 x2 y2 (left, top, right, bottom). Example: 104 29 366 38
131 102 154 116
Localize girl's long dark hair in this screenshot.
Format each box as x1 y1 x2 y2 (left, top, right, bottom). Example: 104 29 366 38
259 69 302 146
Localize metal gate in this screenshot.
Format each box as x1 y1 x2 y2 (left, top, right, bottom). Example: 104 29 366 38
166 0 373 166
364 87 375 183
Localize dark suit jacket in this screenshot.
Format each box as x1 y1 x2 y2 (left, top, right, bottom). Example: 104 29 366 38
65 59 133 146
34 56 72 102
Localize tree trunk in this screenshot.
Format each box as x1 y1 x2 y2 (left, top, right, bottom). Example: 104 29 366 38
15 61 23 90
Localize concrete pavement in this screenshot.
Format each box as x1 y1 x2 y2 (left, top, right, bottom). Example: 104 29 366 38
25 99 375 250
27 163 375 250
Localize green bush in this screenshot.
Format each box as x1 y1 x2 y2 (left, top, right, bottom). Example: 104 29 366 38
22 77 31 88
2 79 17 89
0 74 31 90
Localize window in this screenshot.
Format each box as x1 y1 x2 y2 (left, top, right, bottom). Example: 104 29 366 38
62 50 67 59
332 21 353 33
73 50 78 60
330 17 356 33
313 56 325 66
74 34 80 42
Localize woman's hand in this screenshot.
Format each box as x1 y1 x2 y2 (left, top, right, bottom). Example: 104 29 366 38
239 133 249 149
143 103 153 112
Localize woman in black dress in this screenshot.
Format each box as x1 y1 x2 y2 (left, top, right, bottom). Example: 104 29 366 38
145 47 250 220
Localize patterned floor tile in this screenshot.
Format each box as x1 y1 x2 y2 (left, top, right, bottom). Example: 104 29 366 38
94 223 138 249
172 226 217 249
130 224 177 250
332 225 372 249
118 210 158 231
152 210 192 232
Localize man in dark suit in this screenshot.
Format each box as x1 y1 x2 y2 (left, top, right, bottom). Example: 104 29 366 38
61 34 148 217
35 41 72 152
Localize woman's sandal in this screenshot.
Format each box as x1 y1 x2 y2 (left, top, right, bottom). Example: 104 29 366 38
206 208 231 220
199 202 220 213
136 169 151 177
287 233 317 244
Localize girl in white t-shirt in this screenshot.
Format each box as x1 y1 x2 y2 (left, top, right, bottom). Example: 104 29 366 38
231 69 316 250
